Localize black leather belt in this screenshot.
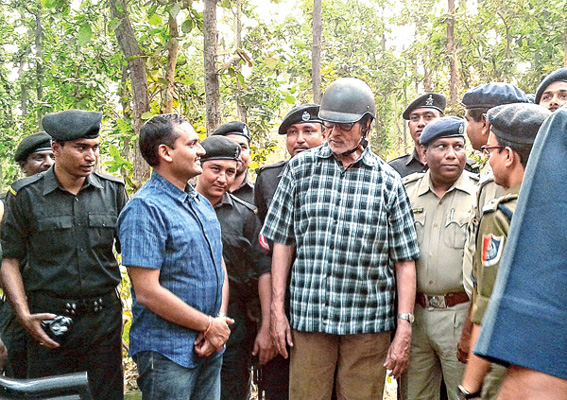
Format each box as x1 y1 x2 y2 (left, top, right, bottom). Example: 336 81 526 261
30 291 119 316
416 292 469 309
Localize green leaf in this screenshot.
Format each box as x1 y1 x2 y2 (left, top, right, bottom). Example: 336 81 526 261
284 94 295 104
141 112 155 120
264 57 277 69
78 23 93 47
148 14 163 27
181 19 194 33
108 18 121 32
109 144 120 158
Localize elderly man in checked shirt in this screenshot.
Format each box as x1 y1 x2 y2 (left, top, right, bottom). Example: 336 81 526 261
261 78 420 400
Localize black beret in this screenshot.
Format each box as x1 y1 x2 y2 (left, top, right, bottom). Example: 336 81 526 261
487 103 551 145
278 104 322 135
14 132 52 162
200 136 241 163
42 110 102 141
420 116 465 145
403 93 446 120
211 121 251 142
535 67 567 104
462 83 528 109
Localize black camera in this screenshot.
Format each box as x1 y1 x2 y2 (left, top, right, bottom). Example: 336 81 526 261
41 316 74 343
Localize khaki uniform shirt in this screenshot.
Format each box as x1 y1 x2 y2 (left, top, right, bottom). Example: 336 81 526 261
404 171 478 295
462 161 506 296
470 184 520 325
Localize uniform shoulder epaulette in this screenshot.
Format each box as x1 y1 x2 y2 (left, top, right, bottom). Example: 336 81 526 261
402 171 425 186
463 170 480 182
256 160 287 174
388 153 409 163
230 193 257 213
482 192 518 215
94 171 125 185
9 173 45 195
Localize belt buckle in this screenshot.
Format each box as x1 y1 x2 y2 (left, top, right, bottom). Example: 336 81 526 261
427 295 446 309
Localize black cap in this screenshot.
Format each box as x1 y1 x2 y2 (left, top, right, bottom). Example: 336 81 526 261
211 121 251 142
462 83 528 109
403 93 446 120
42 110 102 141
278 104 322 135
535 67 567 104
419 116 465 145
14 132 52 162
200 136 241 163
487 103 551 145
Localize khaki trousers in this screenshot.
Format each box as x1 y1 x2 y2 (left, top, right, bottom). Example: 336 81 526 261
290 330 391 400
400 302 468 400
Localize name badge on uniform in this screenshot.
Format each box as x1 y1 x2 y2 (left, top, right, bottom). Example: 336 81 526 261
482 234 504 267
412 207 424 214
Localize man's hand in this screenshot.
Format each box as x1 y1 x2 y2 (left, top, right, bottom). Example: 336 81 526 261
252 325 277 365
205 316 234 350
457 311 473 364
270 308 293 359
194 333 217 358
20 312 59 349
383 322 411 378
0 338 7 372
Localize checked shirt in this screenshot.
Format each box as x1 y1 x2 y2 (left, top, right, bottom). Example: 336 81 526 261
261 143 419 335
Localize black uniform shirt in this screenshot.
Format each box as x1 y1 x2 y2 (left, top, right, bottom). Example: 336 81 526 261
230 175 255 205
254 161 287 224
214 192 270 302
1 167 128 298
388 149 427 178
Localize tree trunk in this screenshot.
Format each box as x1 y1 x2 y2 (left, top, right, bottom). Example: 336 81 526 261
34 7 43 122
312 0 322 103
164 1 179 114
447 0 459 108
235 0 247 122
109 0 150 185
204 0 221 135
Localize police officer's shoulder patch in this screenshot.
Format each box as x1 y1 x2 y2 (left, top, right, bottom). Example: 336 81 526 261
256 160 287 174
230 193 257 212
481 234 505 267
93 171 125 185
402 171 424 186
10 173 45 195
482 198 499 214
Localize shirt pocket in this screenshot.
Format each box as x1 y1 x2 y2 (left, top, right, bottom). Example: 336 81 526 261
35 216 74 254
88 213 117 252
413 211 426 246
443 211 468 249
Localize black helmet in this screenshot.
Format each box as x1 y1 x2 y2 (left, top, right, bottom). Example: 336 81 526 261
319 78 376 123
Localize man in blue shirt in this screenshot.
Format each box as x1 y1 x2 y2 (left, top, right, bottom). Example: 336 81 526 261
118 114 233 400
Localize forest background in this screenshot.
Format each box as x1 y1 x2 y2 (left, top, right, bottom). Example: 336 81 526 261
2 0 567 191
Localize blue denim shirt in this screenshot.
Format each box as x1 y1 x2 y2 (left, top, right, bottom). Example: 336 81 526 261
118 172 224 368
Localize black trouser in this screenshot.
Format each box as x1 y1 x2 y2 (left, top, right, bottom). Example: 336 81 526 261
221 299 256 400
27 291 124 400
0 300 28 379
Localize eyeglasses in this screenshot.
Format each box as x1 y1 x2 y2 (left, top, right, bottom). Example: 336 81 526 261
323 121 356 132
480 145 506 157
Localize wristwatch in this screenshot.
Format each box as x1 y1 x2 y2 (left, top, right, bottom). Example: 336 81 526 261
397 313 415 324
457 385 481 400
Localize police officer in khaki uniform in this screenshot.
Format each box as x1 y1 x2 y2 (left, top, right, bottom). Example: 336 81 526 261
0 131 54 379
457 84 528 362
401 116 478 400
195 136 271 400
458 104 550 400
1 110 127 400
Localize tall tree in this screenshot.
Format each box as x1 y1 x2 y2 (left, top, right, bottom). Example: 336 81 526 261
204 0 221 134
446 0 459 108
312 0 322 103
164 0 180 113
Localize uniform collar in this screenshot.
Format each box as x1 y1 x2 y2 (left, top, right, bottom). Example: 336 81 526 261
43 166 103 195
316 142 377 168
214 192 234 209
417 170 475 197
406 148 424 167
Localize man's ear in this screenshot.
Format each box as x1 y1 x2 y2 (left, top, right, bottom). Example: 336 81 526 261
422 145 428 163
52 142 61 158
158 144 173 163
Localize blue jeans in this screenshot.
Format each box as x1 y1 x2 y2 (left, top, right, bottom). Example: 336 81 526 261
134 351 222 400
